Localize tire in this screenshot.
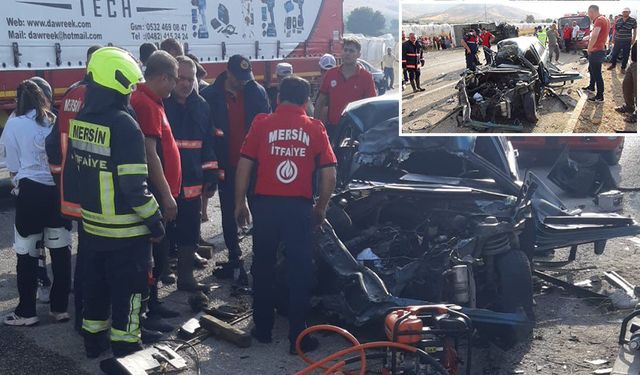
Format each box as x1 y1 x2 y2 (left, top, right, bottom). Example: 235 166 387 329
377 82 386 96
494 250 535 345
602 139 624 165
522 91 538 124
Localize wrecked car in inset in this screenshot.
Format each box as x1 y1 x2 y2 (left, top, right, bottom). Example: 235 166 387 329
456 37 582 131
276 97 640 343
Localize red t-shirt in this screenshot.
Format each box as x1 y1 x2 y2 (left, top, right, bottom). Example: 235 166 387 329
240 104 337 199
320 65 377 126
592 16 610 52
130 84 182 198
563 26 572 39
226 90 246 168
479 32 493 47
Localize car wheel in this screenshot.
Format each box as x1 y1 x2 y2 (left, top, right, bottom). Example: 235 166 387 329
522 91 538 123
602 140 624 165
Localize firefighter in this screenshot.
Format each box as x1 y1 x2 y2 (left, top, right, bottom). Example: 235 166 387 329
235 76 337 354
200 55 271 284
402 33 426 92
461 30 479 71
163 56 218 292
45 45 101 334
64 47 165 358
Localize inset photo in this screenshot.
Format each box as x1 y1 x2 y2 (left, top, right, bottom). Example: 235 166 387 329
401 1 638 133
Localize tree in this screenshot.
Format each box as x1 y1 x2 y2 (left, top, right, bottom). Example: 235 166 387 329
525 15 535 23
544 18 553 23
346 7 386 36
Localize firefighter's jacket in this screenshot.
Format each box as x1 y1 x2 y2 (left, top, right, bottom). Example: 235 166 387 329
46 78 87 219
163 90 218 200
402 40 425 70
64 82 164 250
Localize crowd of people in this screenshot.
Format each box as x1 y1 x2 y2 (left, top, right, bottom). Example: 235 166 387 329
0 36 378 360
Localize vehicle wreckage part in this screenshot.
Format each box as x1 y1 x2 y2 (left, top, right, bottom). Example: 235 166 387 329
533 270 611 303
619 307 640 348
604 271 639 299
547 149 618 197
595 190 624 212
294 325 450 375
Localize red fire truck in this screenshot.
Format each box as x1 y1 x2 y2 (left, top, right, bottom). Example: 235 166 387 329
0 0 344 130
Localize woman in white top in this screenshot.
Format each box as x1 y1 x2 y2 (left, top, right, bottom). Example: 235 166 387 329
0 80 72 326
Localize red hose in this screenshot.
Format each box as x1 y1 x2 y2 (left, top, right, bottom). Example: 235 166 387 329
296 341 420 375
294 325 365 375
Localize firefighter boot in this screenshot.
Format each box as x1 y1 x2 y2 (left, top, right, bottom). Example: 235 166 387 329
111 341 144 358
148 284 180 319
84 330 110 359
177 246 209 292
196 245 213 260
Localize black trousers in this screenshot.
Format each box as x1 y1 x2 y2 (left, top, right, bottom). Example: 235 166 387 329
82 239 151 344
172 197 201 247
14 179 71 317
218 168 242 264
588 50 606 98
407 68 421 87
465 52 478 70
74 224 86 330
610 39 632 69
251 196 313 343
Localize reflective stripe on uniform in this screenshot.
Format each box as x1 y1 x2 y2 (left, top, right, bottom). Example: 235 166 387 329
82 319 109 333
124 293 141 341
81 209 143 225
175 140 203 149
61 201 82 218
406 65 417 68
406 53 418 56
83 222 150 238
99 171 116 216
70 139 111 156
132 197 159 219
49 164 62 173
117 164 148 176
202 161 218 170
111 327 139 343
183 185 203 199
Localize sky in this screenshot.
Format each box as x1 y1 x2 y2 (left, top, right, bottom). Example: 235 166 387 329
402 1 637 19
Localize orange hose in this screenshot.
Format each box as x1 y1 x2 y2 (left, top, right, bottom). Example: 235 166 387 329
294 324 365 375
296 341 419 375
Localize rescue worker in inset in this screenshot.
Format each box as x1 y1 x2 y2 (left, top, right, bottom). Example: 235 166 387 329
0 80 72 327
201 55 271 284
461 30 480 71
235 76 337 354
163 56 218 292
65 47 165 358
46 45 102 334
401 33 426 92
130 50 184 333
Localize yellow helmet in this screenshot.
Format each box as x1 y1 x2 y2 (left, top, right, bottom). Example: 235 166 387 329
87 47 144 95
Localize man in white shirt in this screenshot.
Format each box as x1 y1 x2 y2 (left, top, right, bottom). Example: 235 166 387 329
572 21 581 54
381 47 397 90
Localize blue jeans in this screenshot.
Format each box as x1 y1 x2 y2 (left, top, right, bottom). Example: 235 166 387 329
610 39 632 69
383 67 394 88
588 50 606 98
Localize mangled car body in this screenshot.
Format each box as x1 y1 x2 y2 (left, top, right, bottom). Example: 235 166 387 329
457 37 582 130
293 97 640 340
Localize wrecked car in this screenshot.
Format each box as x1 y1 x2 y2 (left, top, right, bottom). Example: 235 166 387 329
456 37 582 131
278 97 640 342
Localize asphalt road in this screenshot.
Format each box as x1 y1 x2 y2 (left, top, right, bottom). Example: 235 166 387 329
0 138 638 374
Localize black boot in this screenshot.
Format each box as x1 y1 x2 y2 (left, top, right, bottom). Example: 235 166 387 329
148 284 179 319
141 314 174 333
84 330 110 359
141 327 163 344
177 246 209 292
111 341 143 358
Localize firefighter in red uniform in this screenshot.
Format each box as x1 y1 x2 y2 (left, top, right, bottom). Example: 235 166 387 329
45 45 101 334
401 31 408 91
461 30 480 71
163 56 218 292
235 76 337 354
402 33 426 92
